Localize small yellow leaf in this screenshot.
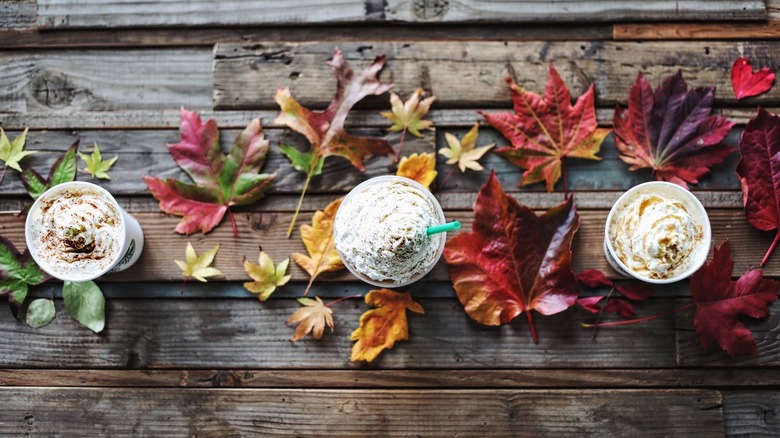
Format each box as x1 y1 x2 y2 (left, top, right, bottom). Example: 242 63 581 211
243 251 291 301
79 142 118 180
0 127 36 173
438 123 494 173
381 89 436 137
287 296 334 342
396 152 437 189
292 197 345 295
176 242 223 282
350 289 424 362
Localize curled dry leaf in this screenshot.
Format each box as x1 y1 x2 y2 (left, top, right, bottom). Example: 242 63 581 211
288 297 334 342
243 251 291 301
575 269 654 319
79 143 118 180
350 289 424 362
396 152 437 189
292 197 345 295
731 57 775 100
175 242 223 282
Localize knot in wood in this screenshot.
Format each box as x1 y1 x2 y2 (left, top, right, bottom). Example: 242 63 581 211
30 70 75 109
213 371 240 387
412 0 449 20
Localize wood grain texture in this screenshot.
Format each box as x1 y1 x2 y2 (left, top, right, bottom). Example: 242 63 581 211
0 388 723 436
724 391 780 437
386 0 765 22
213 41 780 109
0 49 212 112
0 298 677 368
0 0 36 30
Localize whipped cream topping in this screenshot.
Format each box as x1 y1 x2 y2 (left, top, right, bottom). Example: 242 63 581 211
334 179 442 285
28 185 123 281
610 193 702 279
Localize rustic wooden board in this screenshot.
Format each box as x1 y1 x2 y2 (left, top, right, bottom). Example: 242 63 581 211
0 0 36 30
724 391 780 437
0 298 677 368
4 368 780 388
213 41 780 110
0 49 212 112
0 388 723 436
0 209 772 282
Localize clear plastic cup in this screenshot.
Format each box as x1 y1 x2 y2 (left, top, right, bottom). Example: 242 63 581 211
334 175 447 288
25 181 145 282
604 181 711 284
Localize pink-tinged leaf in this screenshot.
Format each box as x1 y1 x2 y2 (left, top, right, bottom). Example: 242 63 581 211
613 71 735 188
603 298 636 318
576 269 614 288
577 296 605 314
615 283 654 301
143 177 227 235
731 57 776 100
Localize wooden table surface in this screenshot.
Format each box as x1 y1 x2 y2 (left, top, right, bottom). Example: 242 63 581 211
2 1 780 436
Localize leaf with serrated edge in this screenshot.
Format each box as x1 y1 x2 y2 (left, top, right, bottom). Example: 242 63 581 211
79 143 118 180
292 197 345 294
0 128 36 173
63 280 105 333
287 296 334 342
396 153 437 189
243 251 291 301
0 236 48 313
351 289 424 362
175 242 223 282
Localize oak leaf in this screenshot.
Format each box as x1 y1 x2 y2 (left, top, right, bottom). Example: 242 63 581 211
287 296 334 342
443 171 579 343
613 71 735 188
481 65 609 192
690 239 780 357
175 242 223 282
731 57 775 100
144 108 275 237
396 152 437 189
243 251 291 301
0 128 36 181
292 197 345 295
20 141 78 201
275 48 395 236
79 143 118 180
0 236 49 312
350 289 424 362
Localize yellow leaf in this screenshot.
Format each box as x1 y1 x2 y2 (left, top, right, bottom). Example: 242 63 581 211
0 127 36 173
287 296 334 342
396 152 437 189
175 242 223 282
292 197 345 295
350 289 424 362
439 123 494 172
243 251 291 301
78 142 118 180
381 89 436 137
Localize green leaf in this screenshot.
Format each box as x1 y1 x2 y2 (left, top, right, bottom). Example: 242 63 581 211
26 298 56 328
280 144 317 174
63 280 105 333
79 142 118 180
0 236 47 297
20 167 47 200
0 128 36 173
49 142 79 187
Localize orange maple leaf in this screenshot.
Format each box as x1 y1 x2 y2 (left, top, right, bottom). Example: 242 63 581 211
292 197 345 295
396 152 437 189
350 289 424 362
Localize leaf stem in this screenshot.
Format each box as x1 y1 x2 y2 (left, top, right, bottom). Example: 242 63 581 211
395 126 407 162
761 230 780 267
226 208 238 238
325 294 363 307
591 287 615 340
526 310 539 344
287 171 313 238
581 302 695 328
438 165 457 191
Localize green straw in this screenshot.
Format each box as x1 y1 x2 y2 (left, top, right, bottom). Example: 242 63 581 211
426 221 461 236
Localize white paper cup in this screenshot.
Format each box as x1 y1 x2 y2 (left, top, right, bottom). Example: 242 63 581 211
334 176 447 288
604 181 711 284
25 181 144 282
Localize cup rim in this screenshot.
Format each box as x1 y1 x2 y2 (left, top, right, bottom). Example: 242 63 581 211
334 175 447 288
25 181 127 282
604 181 711 284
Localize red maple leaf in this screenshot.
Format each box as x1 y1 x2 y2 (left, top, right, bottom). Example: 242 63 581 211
576 269 654 319
731 57 775 100
443 171 580 343
689 239 780 357
737 107 780 266
144 108 275 236
613 71 735 188
481 64 610 192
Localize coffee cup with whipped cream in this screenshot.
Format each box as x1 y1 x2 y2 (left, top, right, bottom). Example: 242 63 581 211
604 181 711 284
334 176 447 288
26 181 145 282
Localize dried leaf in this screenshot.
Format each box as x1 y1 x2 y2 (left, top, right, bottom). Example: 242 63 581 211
350 289 424 362
443 171 579 343
275 48 394 236
613 71 735 188
243 251 291 301
144 108 275 236
292 197 345 294
79 143 118 180
287 296 334 342
381 88 435 137
0 128 36 175
731 57 775 100
0 236 49 313
175 242 223 282
481 65 609 192
439 123 494 173
575 269 654 320
20 141 78 201
690 239 780 357
396 152 437 189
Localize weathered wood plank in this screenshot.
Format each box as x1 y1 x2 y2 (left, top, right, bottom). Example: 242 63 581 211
213 41 780 110
3 368 780 388
0 210 772 281
0 298 677 368
724 391 780 437
0 49 212 112
0 0 36 30
676 299 780 367
0 388 723 436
